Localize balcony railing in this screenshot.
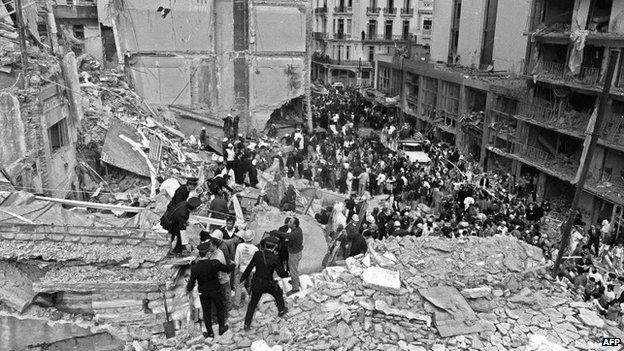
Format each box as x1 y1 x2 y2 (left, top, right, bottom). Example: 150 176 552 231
512 142 579 180
401 8 414 16
333 32 351 40
516 99 592 136
528 60 601 87
334 6 353 14
422 28 432 36
313 32 328 39
367 6 381 15
54 0 96 5
315 6 327 13
384 7 397 16
602 115 624 148
327 58 373 67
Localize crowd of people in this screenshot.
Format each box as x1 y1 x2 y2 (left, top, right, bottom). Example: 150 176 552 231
161 85 624 338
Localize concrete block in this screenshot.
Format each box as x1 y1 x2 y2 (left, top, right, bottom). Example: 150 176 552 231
31 233 46 241
111 238 123 245
362 266 401 294
14 233 30 241
80 236 96 244
65 235 81 242
461 286 492 299
95 237 109 244
1 232 16 240
126 239 141 246
50 234 65 241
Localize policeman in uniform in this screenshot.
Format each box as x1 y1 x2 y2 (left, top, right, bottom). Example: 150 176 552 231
240 236 289 330
186 240 235 338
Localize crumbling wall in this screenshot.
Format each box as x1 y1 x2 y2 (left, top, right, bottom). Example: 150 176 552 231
492 0 531 74
0 92 27 171
128 56 193 105
430 0 453 63
457 0 485 68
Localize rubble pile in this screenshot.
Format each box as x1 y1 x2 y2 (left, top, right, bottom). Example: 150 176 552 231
248 204 326 242
144 235 619 351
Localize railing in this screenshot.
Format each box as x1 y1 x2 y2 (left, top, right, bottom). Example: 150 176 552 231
421 29 432 36
327 59 373 67
364 34 380 41
401 8 414 16
528 60 602 87
516 99 592 134
384 7 397 16
53 0 96 5
367 6 381 15
333 32 351 40
313 32 328 39
315 6 328 13
514 143 579 179
334 6 353 13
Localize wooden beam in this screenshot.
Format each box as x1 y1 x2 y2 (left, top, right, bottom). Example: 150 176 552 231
33 196 145 213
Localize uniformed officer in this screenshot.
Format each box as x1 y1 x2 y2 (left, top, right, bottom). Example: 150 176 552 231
240 236 289 330
186 240 235 338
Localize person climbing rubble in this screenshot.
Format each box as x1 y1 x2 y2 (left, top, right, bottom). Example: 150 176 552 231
240 236 289 331
279 184 297 212
164 196 201 256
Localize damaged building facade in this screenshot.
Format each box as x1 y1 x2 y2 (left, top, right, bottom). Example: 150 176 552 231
374 0 624 239
311 0 432 87
0 53 83 199
100 0 311 134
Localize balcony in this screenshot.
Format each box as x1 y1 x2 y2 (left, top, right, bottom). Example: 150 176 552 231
367 6 381 15
326 58 373 67
50 0 97 19
421 28 432 37
516 99 592 137
419 1 433 12
400 8 414 16
334 6 353 14
315 6 328 14
513 143 579 182
313 32 328 40
384 7 397 16
333 32 352 40
363 34 409 42
527 60 601 88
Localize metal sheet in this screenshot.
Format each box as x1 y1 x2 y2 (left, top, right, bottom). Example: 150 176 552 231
418 286 488 337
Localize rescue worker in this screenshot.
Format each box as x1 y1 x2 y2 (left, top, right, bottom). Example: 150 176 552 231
240 236 289 330
186 240 234 338
167 196 201 255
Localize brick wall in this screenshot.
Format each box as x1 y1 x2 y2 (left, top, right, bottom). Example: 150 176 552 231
0 223 169 247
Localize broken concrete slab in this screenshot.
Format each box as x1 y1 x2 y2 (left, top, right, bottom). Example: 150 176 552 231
418 286 488 337
0 261 37 312
374 299 431 326
461 286 492 299
577 308 604 328
362 266 401 294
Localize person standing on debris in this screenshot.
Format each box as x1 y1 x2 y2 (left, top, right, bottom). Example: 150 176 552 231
279 184 297 212
186 240 235 338
167 197 202 255
221 217 238 240
233 230 258 307
283 217 303 296
206 230 233 324
240 236 289 330
223 114 233 138
225 143 236 171
199 127 208 151
167 177 197 211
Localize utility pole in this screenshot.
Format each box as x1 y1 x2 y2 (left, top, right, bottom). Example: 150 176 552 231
15 0 28 72
553 49 619 274
305 2 314 132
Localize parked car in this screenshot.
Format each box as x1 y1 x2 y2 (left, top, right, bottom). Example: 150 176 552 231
398 139 431 164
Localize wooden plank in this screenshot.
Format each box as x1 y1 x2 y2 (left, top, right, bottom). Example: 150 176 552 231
33 196 145 213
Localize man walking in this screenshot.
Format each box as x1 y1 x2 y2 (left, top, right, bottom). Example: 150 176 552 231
186 240 234 338
167 197 201 255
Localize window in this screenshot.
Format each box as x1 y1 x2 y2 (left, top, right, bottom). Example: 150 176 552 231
388 0 394 8
49 119 69 151
72 24 85 40
337 45 342 61
448 0 461 63
368 20 377 38
378 66 390 92
404 0 410 8
402 20 409 39
368 45 375 61
346 46 351 60
423 19 432 30
348 0 352 7
370 0 376 7
440 81 460 128
422 77 438 119
480 0 498 68
333 19 336 33
385 20 393 40
347 19 352 34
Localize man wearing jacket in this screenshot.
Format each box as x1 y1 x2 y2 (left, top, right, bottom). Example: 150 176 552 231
168 197 201 255
186 240 235 338
240 236 289 330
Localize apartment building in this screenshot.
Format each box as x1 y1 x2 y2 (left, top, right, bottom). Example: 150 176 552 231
375 0 624 240
311 0 432 87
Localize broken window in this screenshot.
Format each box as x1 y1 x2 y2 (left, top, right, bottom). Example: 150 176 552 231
368 45 375 61
603 100 624 147
440 81 460 128
406 72 419 112
346 46 350 60
402 20 409 40
422 77 438 119
49 118 69 151
534 0 574 32
587 0 612 32
378 66 390 92
368 20 377 38
391 69 402 95
490 95 519 153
